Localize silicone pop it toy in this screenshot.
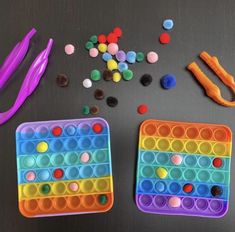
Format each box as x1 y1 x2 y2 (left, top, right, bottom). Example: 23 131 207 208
136 119 232 218
16 118 113 217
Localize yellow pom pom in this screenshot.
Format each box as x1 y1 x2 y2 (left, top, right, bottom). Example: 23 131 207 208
113 72 121 82
107 59 118 71
36 141 48 153
98 43 107 53
156 167 168 179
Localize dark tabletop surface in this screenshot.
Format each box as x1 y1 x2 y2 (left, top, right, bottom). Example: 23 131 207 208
0 0 235 231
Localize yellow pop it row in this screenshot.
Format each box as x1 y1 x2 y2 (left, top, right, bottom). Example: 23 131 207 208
140 136 231 157
18 176 113 201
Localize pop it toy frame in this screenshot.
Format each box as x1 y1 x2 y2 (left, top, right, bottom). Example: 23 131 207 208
136 119 232 218
16 118 113 217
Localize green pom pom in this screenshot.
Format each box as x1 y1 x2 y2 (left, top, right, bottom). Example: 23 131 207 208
98 194 108 205
91 69 101 81
122 69 133 81
85 41 94 50
41 184 50 194
136 52 145 62
82 105 90 115
89 35 98 44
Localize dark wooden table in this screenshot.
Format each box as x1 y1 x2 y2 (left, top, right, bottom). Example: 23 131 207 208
0 0 234 231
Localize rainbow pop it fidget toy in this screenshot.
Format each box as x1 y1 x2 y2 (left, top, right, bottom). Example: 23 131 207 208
16 118 113 217
136 119 232 217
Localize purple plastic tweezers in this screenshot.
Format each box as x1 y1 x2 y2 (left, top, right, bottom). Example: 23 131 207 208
0 28 53 125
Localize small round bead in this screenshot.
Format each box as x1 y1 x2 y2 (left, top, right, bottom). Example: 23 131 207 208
137 104 148 114
98 43 107 53
89 35 98 44
107 59 118 71
169 196 181 208
94 89 105 100
107 32 118 43
82 105 90 115
41 184 51 194
112 72 121 82
126 51 136 64
136 52 145 62
159 32 171 44
106 97 118 107
102 52 112 62
83 78 92 88
80 152 91 163
171 154 182 165
147 51 158 63
85 41 94 50
211 185 223 197
161 74 176 89
26 171 36 181
113 27 122 37
183 184 194 193
36 141 48 153
118 62 128 72
56 74 69 87
140 74 152 86
89 48 99 57
163 19 174 30
53 168 64 179
107 43 119 55
69 182 79 192
52 126 62 137
156 167 168 179
64 44 75 55
103 69 113 81
90 69 101 81
99 194 108 205
98 34 106 43
90 105 99 115
213 158 223 168
115 50 126 62
122 69 133 81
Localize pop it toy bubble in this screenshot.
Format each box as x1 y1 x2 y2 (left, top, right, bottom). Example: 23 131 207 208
16 118 114 217
136 119 232 218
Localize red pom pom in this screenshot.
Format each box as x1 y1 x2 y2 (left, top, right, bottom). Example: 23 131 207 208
53 168 64 179
183 184 194 193
213 158 223 168
92 123 103 134
113 27 122 37
137 104 148 114
106 33 118 43
52 126 62 137
98 34 106 43
159 32 171 44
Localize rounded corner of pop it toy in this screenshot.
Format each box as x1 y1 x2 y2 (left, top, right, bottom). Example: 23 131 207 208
102 195 115 213
139 119 154 128
18 206 35 218
92 117 110 126
16 122 31 133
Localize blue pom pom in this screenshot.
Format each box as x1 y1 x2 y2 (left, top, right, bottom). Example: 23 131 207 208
102 52 112 62
163 19 174 30
161 74 176 89
118 62 128 72
126 51 136 64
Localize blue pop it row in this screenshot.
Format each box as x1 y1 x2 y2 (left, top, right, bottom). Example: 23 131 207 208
18 163 111 184
16 135 108 155
16 122 109 141
139 150 230 171
139 164 229 185
136 178 229 199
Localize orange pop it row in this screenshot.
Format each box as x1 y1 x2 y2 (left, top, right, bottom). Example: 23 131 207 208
141 119 231 142
19 193 114 217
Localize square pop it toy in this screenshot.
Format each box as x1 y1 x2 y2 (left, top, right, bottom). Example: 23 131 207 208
136 119 232 218
16 118 114 217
